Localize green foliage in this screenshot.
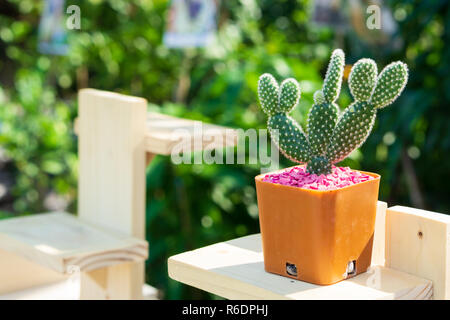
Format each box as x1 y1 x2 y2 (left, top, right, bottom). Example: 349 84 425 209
258 50 408 174
0 71 77 213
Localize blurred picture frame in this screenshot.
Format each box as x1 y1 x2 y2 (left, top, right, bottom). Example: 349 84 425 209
163 0 218 48
38 0 68 56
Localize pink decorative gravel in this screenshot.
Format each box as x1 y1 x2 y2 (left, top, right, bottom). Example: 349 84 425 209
262 166 374 191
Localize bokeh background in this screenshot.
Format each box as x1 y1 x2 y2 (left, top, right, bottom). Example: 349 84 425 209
0 0 449 299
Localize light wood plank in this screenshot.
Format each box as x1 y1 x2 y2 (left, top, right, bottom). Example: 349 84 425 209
168 234 432 300
0 212 148 274
78 89 148 299
79 268 107 299
372 201 387 266
386 205 450 299
78 89 147 238
0 278 158 300
0 278 80 300
0 250 67 295
74 113 238 155
145 112 238 155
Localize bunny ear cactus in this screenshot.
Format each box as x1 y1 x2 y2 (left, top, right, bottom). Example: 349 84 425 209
258 49 408 175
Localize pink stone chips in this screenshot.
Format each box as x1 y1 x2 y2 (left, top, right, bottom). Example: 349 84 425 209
262 166 374 191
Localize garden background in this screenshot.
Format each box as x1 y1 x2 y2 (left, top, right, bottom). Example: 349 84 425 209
0 0 449 299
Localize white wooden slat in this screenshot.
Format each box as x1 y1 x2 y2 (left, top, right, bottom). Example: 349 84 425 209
0 280 158 300
386 205 450 299
372 201 387 266
0 212 148 274
73 112 238 156
146 112 238 155
0 249 67 295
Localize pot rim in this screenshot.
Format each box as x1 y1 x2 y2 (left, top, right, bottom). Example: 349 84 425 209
255 165 380 194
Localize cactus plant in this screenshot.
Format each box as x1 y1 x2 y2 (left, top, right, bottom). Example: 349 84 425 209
258 49 408 175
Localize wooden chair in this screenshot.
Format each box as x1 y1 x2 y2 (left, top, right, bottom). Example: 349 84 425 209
0 89 236 299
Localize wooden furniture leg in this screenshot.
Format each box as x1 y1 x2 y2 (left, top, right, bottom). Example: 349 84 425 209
78 89 147 299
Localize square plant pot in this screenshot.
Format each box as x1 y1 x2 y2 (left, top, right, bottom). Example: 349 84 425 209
255 166 380 285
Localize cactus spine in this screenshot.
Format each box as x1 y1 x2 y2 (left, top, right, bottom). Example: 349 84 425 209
258 49 408 175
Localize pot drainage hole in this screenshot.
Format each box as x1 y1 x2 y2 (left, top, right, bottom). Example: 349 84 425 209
286 263 297 277
346 260 356 278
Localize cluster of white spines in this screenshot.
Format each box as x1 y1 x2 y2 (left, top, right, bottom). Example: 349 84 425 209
349 59 378 102
307 102 339 157
306 156 331 175
322 49 345 103
258 73 301 116
313 90 326 105
279 78 301 113
268 114 311 163
370 61 409 109
258 73 279 116
326 102 376 163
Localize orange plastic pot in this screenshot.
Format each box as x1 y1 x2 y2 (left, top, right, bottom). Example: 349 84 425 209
255 166 380 285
